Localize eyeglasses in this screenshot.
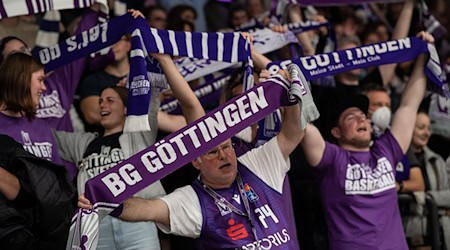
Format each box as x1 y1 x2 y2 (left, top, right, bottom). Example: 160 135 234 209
204 143 235 159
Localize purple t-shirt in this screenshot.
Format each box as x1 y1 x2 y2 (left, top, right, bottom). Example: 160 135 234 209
35 9 110 132
0 113 63 165
315 130 408 250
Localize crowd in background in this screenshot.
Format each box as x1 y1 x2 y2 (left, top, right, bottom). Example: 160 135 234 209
1 0 450 249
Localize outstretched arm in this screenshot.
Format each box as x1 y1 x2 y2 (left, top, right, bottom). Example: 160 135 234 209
78 194 170 227
152 54 205 124
391 32 433 153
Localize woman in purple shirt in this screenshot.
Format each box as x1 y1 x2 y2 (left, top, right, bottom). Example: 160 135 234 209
0 53 63 165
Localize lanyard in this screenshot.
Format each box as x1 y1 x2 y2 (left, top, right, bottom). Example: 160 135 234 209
199 172 261 249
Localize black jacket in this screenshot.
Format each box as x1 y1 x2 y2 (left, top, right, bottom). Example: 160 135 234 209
0 135 75 250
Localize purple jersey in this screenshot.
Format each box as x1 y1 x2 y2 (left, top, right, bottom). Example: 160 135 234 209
315 130 407 250
0 113 63 165
192 163 299 250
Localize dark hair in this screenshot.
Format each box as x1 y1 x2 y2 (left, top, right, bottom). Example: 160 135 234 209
167 5 197 31
101 86 128 106
0 36 28 65
359 83 388 95
143 5 166 20
0 53 44 120
220 69 244 104
228 4 249 28
168 5 197 21
167 19 195 32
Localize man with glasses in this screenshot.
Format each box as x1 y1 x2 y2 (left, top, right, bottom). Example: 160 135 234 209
79 68 308 249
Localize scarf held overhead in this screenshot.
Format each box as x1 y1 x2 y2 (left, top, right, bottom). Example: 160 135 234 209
267 37 449 96
34 13 253 132
67 75 298 250
0 0 108 19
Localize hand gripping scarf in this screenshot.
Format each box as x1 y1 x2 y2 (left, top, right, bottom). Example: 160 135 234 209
34 13 254 133
67 72 313 250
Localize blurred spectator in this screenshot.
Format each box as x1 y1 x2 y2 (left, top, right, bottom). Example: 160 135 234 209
162 1 207 31
143 5 167 29
245 0 266 19
428 93 450 160
167 19 195 32
406 110 450 248
227 4 250 30
0 15 39 48
167 4 197 31
204 0 230 31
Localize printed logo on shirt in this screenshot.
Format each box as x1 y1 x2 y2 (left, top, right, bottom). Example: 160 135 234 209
243 184 259 202
396 161 404 173
215 198 232 216
21 131 53 161
226 219 248 240
345 157 396 195
81 146 124 179
232 194 241 204
36 90 66 118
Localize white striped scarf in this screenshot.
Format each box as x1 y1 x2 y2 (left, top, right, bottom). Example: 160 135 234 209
34 13 253 133
0 0 108 19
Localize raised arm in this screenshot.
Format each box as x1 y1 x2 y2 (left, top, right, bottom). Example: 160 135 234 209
152 54 205 123
301 124 326 167
277 102 303 159
288 5 316 56
391 32 433 153
379 0 415 86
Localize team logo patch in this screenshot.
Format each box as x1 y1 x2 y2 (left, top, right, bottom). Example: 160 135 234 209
244 184 259 202
215 199 232 216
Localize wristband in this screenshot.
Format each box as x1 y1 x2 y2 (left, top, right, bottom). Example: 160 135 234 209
397 181 404 193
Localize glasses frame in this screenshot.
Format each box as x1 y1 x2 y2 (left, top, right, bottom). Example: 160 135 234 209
203 142 235 160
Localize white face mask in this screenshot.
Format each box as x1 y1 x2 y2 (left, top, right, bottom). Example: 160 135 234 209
371 106 391 131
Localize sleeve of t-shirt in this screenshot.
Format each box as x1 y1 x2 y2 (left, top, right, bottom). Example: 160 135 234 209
314 142 339 174
237 137 289 193
157 185 202 238
376 130 404 164
406 147 420 168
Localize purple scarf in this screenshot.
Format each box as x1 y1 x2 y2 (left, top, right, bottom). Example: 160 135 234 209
267 37 449 96
66 75 298 250
0 0 108 19
34 13 253 133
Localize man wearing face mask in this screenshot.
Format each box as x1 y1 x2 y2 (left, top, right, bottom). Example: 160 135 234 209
361 83 425 193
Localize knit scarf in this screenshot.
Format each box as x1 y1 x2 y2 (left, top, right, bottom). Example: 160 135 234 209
0 0 108 19
67 74 305 250
34 13 254 132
